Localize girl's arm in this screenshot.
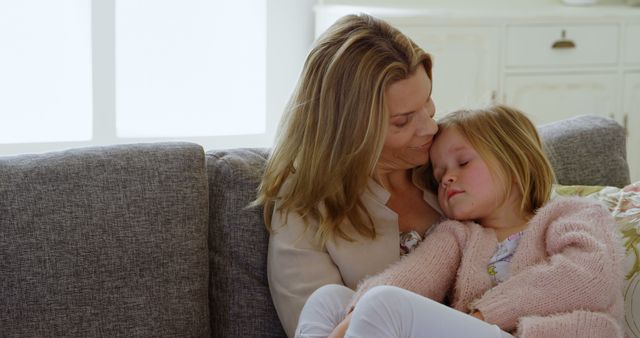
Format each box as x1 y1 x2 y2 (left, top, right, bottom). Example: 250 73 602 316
471 197 623 332
347 220 468 309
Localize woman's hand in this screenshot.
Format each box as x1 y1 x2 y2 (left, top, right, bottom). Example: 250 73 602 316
328 312 353 338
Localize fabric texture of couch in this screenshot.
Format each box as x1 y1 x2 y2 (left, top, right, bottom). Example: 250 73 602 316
0 143 210 336
0 115 631 337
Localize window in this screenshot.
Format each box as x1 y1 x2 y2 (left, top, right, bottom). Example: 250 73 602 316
0 0 92 143
0 0 284 155
115 0 266 138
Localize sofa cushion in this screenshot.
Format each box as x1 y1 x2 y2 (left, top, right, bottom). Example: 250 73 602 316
0 142 210 337
206 148 286 337
539 115 630 188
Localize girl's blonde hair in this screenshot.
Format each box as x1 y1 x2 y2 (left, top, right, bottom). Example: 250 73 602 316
433 105 556 214
255 13 432 244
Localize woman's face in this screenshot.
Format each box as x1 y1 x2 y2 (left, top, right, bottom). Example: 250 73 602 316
378 64 438 172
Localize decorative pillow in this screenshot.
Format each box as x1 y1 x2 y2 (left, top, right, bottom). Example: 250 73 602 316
553 181 640 338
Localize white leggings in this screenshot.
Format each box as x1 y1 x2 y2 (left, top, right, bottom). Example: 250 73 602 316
296 284 514 338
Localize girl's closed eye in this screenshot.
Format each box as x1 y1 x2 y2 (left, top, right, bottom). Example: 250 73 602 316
457 153 476 166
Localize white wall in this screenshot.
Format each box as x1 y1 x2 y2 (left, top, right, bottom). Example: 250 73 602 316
267 0 317 148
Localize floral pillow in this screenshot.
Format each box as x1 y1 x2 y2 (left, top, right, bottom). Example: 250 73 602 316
553 181 640 338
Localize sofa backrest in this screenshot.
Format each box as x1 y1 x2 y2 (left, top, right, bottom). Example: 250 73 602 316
205 148 284 337
0 143 210 337
206 114 630 338
539 115 630 188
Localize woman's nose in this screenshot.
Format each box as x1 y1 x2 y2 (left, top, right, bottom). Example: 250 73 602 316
417 107 438 137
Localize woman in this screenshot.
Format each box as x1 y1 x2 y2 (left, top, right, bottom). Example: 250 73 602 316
255 13 441 337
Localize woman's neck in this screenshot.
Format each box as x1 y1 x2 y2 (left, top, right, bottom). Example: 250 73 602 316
374 168 413 193
375 167 440 235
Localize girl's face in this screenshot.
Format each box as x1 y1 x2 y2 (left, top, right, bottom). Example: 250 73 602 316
429 127 506 223
378 64 438 172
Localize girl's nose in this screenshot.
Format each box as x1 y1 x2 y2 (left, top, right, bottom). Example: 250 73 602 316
441 171 456 186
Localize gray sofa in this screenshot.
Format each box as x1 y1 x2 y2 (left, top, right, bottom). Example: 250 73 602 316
0 115 629 337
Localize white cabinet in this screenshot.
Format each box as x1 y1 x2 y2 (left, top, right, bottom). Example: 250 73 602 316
505 24 619 68
315 3 640 182
504 73 617 125
395 25 500 118
625 24 640 65
502 22 622 125
624 73 640 182
503 23 620 124
504 21 637 181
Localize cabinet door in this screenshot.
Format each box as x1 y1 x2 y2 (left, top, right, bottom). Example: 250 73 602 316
624 23 640 65
624 72 640 182
506 24 618 67
503 73 617 125
395 25 500 118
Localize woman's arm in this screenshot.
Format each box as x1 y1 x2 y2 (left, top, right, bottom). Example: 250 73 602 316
472 197 623 332
268 210 344 338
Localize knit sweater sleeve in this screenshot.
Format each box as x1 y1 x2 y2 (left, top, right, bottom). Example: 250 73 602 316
472 197 623 332
347 220 468 310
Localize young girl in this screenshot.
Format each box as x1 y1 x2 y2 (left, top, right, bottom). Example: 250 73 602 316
297 105 624 338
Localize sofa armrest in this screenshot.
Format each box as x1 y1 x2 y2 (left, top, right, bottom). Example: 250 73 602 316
538 115 630 188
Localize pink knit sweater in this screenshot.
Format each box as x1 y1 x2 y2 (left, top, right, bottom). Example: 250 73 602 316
350 197 625 337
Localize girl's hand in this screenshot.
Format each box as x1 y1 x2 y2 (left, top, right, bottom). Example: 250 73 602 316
470 310 485 321
328 312 353 338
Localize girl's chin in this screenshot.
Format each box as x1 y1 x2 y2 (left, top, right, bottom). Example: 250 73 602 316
445 210 473 222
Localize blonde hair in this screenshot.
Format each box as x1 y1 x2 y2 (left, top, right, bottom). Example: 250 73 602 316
433 105 556 214
255 14 432 244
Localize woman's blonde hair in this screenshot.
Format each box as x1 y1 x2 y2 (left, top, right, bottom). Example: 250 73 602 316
433 105 556 214
255 13 432 244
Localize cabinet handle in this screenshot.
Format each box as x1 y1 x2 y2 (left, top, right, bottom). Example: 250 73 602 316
551 30 576 49
624 113 628 137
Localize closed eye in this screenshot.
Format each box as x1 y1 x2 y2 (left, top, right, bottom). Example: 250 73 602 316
391 113 412 128
394 120 409 128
